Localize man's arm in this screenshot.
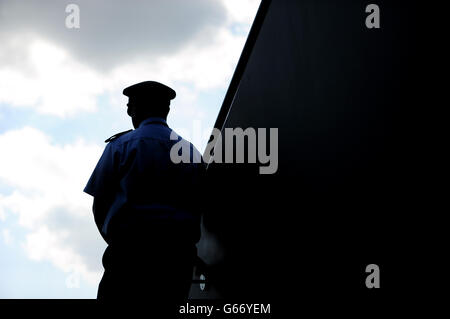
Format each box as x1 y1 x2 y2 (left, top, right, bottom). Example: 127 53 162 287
84 143 118 242
92 196 114 242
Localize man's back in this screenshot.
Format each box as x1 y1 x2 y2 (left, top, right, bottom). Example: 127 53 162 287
85 117 204 245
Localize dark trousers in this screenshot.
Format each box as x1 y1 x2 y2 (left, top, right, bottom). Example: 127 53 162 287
97 240 196 306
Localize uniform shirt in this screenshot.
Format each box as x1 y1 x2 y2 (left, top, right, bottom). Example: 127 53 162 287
84 117 205 244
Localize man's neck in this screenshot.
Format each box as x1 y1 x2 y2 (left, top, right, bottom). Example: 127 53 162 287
137 117 167 128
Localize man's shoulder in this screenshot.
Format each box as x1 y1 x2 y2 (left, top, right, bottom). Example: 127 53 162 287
104 129 134 143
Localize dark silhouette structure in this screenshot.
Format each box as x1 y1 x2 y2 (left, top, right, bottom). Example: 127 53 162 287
84 81 204 305
192 0 429 309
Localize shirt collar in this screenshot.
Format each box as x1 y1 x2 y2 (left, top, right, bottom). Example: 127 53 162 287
139 117 167 128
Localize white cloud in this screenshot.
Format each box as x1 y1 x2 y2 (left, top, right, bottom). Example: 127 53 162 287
0 0 227 71
0 127 106 285
222 0 261 25
0 0 259 118
0 38 105 117
0 28 246 117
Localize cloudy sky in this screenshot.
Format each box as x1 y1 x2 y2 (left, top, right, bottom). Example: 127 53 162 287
0 0 260 298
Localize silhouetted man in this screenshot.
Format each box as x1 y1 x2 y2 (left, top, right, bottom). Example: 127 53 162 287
84 81 204 305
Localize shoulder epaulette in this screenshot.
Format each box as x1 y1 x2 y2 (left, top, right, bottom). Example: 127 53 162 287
104 129 133 143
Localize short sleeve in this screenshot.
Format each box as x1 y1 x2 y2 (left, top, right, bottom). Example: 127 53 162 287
84 143 118 197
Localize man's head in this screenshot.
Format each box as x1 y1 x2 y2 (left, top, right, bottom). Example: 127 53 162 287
123 81 176 128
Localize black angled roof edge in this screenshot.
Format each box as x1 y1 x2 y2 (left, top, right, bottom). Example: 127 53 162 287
203 0 272 157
